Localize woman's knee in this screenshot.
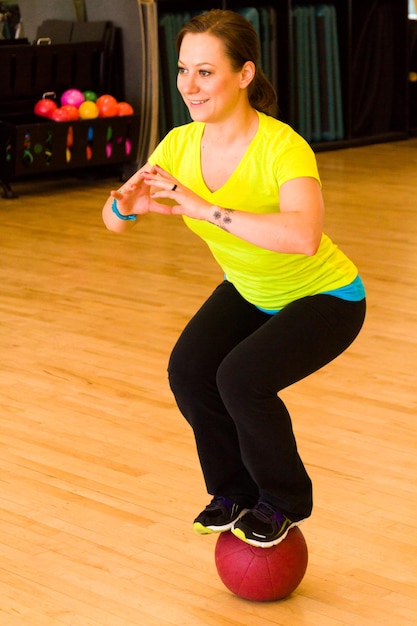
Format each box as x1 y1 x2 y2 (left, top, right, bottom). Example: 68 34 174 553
168 340 193 392
216 350 262 412
168 336 215 397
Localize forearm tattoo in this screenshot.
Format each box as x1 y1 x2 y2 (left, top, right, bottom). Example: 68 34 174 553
211 207 234 232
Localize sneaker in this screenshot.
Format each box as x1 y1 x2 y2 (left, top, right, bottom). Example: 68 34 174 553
232 501 304 548
193 496 248 534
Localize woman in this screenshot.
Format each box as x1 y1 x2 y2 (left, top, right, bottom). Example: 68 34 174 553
102 10 366 548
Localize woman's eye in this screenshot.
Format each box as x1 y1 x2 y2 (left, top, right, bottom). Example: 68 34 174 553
177 68 211 77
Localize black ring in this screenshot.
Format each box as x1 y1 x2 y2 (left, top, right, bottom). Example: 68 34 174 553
172 184 177 191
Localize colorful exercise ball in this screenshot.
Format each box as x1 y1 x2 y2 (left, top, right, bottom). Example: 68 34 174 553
34 98 57 118
60 105 80 121
98 101 119 118
96 94 118 117
61 88 85 108
96 94 117 108
50 108 72 122
215 528 308 602
116 101 134 116
79 101 99 119
83 90 98 102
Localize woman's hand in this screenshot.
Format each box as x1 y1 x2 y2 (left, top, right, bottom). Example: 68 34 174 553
109 169 155 217
144 164 212 219
103 166 158 232
102 164 182 232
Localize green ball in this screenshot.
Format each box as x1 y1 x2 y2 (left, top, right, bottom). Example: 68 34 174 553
83 90 98 102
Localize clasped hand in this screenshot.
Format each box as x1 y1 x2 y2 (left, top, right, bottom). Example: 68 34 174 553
110 164 210 220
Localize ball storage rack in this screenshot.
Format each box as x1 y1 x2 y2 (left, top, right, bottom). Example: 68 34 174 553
0 37 140 198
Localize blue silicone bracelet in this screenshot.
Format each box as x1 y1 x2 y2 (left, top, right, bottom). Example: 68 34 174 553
111 197 137 221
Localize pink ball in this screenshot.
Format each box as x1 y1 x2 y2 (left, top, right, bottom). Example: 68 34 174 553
61 89 85 108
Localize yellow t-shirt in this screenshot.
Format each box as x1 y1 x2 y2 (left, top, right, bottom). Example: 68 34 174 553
148 111 358 311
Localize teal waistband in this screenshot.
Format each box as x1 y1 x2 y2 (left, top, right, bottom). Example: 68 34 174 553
255 274 366 315
320 274 366 301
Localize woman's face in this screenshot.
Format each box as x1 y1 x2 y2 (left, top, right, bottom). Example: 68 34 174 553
177 32 253 123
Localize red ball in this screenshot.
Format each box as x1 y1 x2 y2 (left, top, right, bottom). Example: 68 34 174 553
215 528 308 602
96 94 117 115
34 98 57 118
50 108 71 122
60 105 80 120
99 102 118 117
97 97 118 118
96 94 117 108
116 101 134 116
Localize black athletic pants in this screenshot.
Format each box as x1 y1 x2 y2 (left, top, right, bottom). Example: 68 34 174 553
168 280 366 521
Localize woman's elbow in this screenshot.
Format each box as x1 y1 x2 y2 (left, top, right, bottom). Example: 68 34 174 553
300 231 323 256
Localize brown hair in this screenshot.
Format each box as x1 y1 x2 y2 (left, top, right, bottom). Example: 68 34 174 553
176 9 277 116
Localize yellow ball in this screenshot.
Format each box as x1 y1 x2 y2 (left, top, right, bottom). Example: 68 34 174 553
79 101 99 119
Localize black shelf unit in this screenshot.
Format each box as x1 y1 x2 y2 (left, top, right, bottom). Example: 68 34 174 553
409 16 417 134
0 40 140 198
156 0 410 151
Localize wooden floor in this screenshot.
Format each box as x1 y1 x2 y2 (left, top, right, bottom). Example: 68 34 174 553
0 138 416 625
